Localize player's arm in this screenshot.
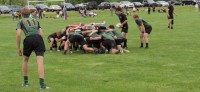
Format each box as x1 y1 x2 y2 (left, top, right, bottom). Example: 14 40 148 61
139 23 146 33
38 28 44 38
55 38 62 42
105 29 113 32
89 30 98 36
174 12 178 16
16 29 22 56
82 30 92 35
38 22 44 38
121 20 128 26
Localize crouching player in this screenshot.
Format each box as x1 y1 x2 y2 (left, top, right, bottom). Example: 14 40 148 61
16 7 49 89
48 31 63 51
63 28 97 55
133 14 152 48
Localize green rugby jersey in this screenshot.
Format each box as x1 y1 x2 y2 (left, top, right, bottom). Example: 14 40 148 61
17 18 41 37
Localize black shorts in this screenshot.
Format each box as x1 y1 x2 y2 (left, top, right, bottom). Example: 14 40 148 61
102 40 116 50
69 35 86 46
121 25 128 33
48 36 57 48
168 15 174 19
115 39 125 45
23 35 46 57
144 26 152 34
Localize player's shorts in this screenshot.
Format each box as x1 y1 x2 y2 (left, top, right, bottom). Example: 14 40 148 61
23 34 46 57
144 26 152 34
86 37 102 48
121 25 128 33
115 39 125 45
102 40 116 50
168 14 174 19
69 35 86 46
48 36 57 48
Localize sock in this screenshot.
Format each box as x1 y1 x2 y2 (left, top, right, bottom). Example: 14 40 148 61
141 43 144 47
124 39 127 47
146 43 149 48
24 76 28 84
40 78 44 86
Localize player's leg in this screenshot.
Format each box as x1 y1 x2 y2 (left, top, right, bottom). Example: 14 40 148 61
140 33 144 48
49 38 54 51
22 56 29 87
122 32 128 48
144 33 149 48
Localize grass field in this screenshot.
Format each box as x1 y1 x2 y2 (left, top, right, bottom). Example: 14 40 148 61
0 6 200 92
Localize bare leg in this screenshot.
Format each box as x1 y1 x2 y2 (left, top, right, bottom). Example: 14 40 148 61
122 32 127 48
83 45 94 52
49 38 54 50
144 33 149 48
37 56 44 79
23 56 29 77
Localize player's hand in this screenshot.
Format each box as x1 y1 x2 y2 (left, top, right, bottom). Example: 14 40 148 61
119 24 123 28
18 49 22 56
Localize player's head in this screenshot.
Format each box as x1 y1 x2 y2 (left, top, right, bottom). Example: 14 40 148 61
133 14 139 21
21 7 31 18
56 31 62 38
116 7 122 15
109 25 115 29
31 10 37 15
171 0 175 5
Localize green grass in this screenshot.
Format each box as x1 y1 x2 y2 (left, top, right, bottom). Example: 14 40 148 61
0 6 200 92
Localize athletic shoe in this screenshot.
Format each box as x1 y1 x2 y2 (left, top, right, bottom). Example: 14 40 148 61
171 27 173 29
22 83 29 87
40 85 50 90
140 46 143 48
145 46 149 49
93 48 99 54
168 26 170 28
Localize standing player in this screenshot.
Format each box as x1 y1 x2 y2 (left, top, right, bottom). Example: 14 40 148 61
133 14 152 48
16 7 49 89
167 1 177 29
116 7 128 49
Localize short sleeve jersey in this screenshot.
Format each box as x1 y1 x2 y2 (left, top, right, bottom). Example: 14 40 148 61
112 30 124 39
16 18 41 37
101 32 114 41
119 13 128 26
168 4 174 15
135 19 151 28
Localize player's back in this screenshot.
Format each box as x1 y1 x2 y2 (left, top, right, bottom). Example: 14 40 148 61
20 18 40 36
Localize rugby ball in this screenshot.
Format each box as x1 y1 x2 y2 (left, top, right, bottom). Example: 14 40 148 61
116 23 121 28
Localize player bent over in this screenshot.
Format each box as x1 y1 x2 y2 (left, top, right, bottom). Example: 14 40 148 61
133 14 152 48
16 7 49 89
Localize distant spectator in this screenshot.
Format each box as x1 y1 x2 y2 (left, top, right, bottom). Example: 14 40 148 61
110 6 114 16
152 5 156 13
29 10 37 19
39 9 43 19
15 11 20 20
148 6 151 14
43 10 46 18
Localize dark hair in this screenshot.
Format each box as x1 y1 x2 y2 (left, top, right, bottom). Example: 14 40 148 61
171 1 175 4
109 25 115 29
116 7 122 12
133 14 139 18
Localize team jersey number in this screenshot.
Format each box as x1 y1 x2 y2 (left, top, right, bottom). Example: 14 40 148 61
26 19 37 27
